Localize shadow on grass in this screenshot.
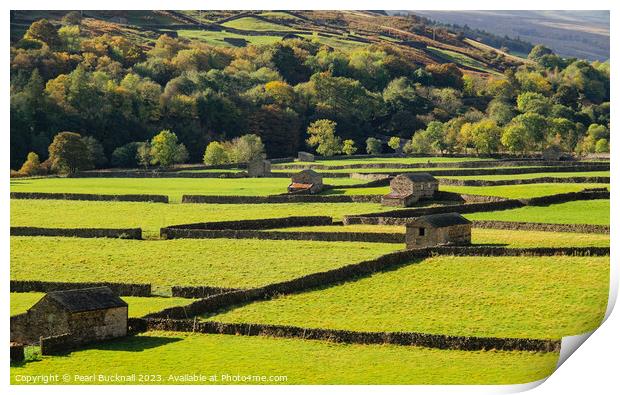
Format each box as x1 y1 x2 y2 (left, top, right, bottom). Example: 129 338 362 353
11 335 184 366
320 189 346 195
471 243 509 247
85 334 183 352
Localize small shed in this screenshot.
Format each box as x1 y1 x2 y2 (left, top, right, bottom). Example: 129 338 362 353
288 169 323 194
10 287 128 346
247 158 271 177
405 212 471 249
542 145 563 161
381 173 438 207
297 151 315 162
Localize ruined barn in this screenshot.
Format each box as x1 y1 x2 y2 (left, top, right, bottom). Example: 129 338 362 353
381 173 438 207
405 212 471 249
288 169 323 194
10 287 128 346
247 158 271 177
297 151 315 162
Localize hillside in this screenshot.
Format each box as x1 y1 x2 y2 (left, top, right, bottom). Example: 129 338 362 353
10 10 609 171
10 10 524 75
410 10 609 61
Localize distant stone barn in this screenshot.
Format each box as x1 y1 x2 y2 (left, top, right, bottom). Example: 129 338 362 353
247 158 271 177
297 151 315 162
10 287 128 346
381 173 439 207
288 169 323 194
405 212 472 249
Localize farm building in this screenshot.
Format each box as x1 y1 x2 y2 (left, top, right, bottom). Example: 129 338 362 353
542 145 564 161
297 151 315 162
381 173 439 207
288 169 323 194
247 158 271 177
405 212 472 249
10 287 128 346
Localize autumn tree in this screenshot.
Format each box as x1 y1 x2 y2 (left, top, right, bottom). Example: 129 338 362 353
48 131 92 174
342 139 357 156
150 129 185 167
365 137 383 155
203 141 229 165
306 119 342 156
18 152 43 176
388 137 401 152
24 19 60 48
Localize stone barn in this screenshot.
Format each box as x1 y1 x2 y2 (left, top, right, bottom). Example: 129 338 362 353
405 212 471 249
288 169 323 194
297 151 315 162
10 287 128 346
542 145 563 161
247 158 271 177
381 173 438 207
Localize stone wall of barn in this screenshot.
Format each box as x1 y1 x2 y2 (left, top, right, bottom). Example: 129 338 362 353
405 224 471 249
10 302 127 346
68 307 128 343
10 299 70 344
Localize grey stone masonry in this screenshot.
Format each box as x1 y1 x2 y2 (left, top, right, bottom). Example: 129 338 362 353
405 213 471 248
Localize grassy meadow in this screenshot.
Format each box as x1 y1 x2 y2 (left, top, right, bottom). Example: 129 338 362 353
8 156 610 385
208 255 609 339
441 183 609 199
465 199 610 225
9 331 558 385
10 177 369 203
10 237 399 291
10 199 402 238
441 171 610 180
10 293 194 318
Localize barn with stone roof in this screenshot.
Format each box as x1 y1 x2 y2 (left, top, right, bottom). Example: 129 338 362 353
381 173 439 207
10 287 128 346
405 212 471 249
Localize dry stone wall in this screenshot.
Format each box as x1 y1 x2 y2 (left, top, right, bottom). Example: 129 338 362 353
10 280 151 296
135 318 560 353
10 226 142 239
181 194 382 204
472 220 609 234
439 176 610 186
11 192 168 203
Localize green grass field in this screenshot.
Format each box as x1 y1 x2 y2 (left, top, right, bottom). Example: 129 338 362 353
441 171 610 180
10 237 399 291
442 183 609 199
208 255 609 339
9 331 558 385
10 293 194 318
222 17 295 31
465 199 610 225
10 177 368 203
10 199 401 238
177 29 284 47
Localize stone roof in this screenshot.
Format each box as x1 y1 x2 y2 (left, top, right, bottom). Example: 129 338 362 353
44 287 127 313
413 213 471 228
395 173 437 183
